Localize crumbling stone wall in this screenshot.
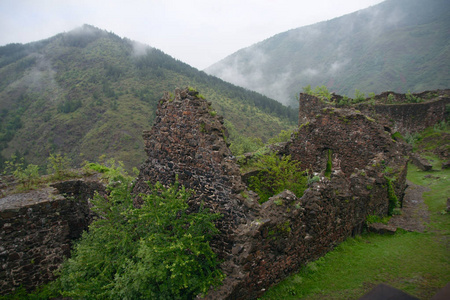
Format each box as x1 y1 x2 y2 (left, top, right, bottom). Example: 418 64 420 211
132 88 255 259
299 91 450 134
298 92 329 124
135 88 408 299
0 178 104 295
358 97 450 134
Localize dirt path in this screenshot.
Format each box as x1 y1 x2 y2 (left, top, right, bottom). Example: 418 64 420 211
388 180 430 232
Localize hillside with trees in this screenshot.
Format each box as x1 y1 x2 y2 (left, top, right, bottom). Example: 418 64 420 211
205 0 450 106
0 25 297 171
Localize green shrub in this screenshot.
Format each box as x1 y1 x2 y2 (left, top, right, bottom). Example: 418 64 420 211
248 153 307 203
47 153 72 180
268 129 293 144
54 166 223 299
353 89 366 103
405 90 423 103
387 93 395 104
303 85 332 102
3 156 40 189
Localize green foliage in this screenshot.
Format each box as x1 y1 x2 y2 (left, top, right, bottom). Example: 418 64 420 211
391 132 404 141
226 120 264 155
337 95 351 106
366 214 390 225
268 129 293 144
262 136 450 300
405 90 423 103
248 153 307 203
208 1 449 103
57 99 82 113
47 153 72 179
387 93 395 104
307 175 320 185
352 89 366 104
54 166 223 299
385 176 399 215
404 131 420 149
303 85 332 102
0 26 296 172
3 155 40 189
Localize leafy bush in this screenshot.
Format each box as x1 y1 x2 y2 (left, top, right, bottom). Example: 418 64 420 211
405 90 423 103
3 155 40 189
387 93 395 104
268 129 294 144
303 85 332 103
54 165 223 299
248 153 307 203
47 153 72 179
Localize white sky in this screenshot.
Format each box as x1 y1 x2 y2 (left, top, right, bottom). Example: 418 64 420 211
0 0 385 70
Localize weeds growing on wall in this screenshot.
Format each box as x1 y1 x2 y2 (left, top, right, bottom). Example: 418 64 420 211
248 153 307 203
3 155 40 190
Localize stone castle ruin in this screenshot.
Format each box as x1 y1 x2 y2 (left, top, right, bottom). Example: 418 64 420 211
298 90 450 134
1 87 420 298
132 88 409 299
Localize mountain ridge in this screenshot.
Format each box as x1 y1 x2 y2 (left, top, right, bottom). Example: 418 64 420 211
205 0 450 106
0 25 296 171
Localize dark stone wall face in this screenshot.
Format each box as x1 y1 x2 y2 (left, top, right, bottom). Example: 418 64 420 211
298 91 450 134
290 107 407 178
0 179 104 295
368 98 450 134
132 88 256 259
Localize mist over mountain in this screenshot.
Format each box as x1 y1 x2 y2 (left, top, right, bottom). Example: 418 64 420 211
205 0 450 106
0 25 296 171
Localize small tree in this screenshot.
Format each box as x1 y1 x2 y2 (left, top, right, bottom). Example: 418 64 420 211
47 153 72 179
4 155 40 189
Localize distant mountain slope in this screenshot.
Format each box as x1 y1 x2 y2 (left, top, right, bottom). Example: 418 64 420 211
0 25 296 171
205 0 450 106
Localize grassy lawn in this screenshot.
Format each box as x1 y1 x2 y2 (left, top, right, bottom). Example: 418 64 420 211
262 157 449 300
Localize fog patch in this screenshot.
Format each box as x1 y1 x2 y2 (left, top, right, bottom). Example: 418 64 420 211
131 40 152 57
8 53 62 102
301 67 320 77
328 59 350 75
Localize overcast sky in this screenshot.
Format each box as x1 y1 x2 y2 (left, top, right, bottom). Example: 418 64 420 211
0 0 385 70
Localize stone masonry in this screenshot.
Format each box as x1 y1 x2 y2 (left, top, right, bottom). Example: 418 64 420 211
0 177 105 294
0 87 411 298
134 88 409 299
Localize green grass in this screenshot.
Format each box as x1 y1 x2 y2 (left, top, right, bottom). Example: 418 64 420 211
262 158 449 300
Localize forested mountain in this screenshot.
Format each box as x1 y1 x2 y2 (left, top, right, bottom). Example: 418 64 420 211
205 0 450 106
0 25 296 171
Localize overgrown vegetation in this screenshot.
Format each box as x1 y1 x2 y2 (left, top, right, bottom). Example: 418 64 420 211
247 153 307 203
302 85 332 102
12 162 224 299
261 125 450 299
3 155 39 190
